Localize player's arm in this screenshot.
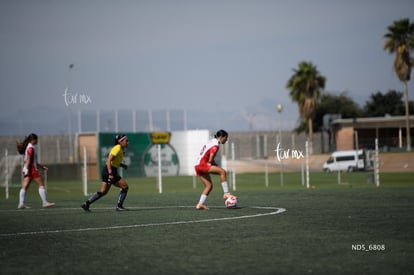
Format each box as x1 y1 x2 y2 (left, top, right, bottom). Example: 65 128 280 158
22 154 31 175
38 163 48 171
208 147 218 166
33 150 47 171
106 154 115 178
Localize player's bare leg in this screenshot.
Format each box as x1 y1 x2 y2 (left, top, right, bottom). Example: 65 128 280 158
196 174 212 210
208 166 235 199
33 177 55 208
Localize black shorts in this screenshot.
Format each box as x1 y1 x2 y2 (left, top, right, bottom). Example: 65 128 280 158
102 166 122 185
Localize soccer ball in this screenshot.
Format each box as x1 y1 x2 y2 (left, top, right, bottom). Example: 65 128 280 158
225 196 238 209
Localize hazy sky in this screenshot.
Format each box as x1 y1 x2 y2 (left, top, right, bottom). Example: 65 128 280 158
1 0 413 133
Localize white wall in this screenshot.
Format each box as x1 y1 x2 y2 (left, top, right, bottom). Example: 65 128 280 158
170 130 210 176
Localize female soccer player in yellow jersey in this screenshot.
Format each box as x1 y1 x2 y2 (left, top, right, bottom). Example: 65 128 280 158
81 134 129 211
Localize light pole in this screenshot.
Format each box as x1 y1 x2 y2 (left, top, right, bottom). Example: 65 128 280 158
277 104 284 187
66 64 74 163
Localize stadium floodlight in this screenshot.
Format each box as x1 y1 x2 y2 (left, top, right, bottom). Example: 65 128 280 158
276 104 284 187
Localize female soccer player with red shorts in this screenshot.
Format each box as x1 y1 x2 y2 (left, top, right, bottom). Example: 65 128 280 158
16 133 55 209
194 129 236 210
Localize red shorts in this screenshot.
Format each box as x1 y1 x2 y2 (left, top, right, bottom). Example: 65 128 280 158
25 168 41 179
194 163 212 176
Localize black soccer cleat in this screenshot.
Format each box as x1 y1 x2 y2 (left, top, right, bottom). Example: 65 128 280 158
81 202 90 212
116 206 129 211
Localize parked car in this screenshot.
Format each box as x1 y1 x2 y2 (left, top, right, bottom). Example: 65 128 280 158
323 150 368 172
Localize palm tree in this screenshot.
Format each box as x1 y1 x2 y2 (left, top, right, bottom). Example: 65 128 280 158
287 61 326 154
384 18 414 151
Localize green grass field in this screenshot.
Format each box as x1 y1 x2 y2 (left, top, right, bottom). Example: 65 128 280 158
1 171 413 274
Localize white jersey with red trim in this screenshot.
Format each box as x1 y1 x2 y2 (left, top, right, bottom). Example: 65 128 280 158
24 143 38 171
195 138 219 166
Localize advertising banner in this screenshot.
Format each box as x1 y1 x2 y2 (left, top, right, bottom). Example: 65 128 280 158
98 132 179 177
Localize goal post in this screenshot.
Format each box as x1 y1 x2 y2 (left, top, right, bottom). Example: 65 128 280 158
1 150 23 199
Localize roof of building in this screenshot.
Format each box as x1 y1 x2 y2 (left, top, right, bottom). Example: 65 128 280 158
332 115 414 129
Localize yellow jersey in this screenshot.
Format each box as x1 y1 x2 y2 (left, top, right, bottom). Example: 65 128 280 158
109 144 124 168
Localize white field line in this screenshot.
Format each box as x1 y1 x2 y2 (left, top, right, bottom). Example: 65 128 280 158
0 206 286 237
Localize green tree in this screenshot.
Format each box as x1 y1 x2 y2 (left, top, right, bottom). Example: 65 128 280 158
384 18 414 151
313 92 362 130
287 61 326 153
310 92 362 153
363 90 407 117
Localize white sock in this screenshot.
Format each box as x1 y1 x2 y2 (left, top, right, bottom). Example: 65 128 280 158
19 189 26 206
198 194 208 205
38 186 48 204
221 181 229 194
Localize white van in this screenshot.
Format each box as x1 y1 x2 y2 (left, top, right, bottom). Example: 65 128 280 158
323 150 367 172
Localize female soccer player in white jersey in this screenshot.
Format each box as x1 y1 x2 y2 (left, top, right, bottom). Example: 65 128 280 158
194 129 236 210
16 133 55 209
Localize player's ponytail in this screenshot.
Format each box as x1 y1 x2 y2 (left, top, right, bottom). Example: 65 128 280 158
16 133 38 155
